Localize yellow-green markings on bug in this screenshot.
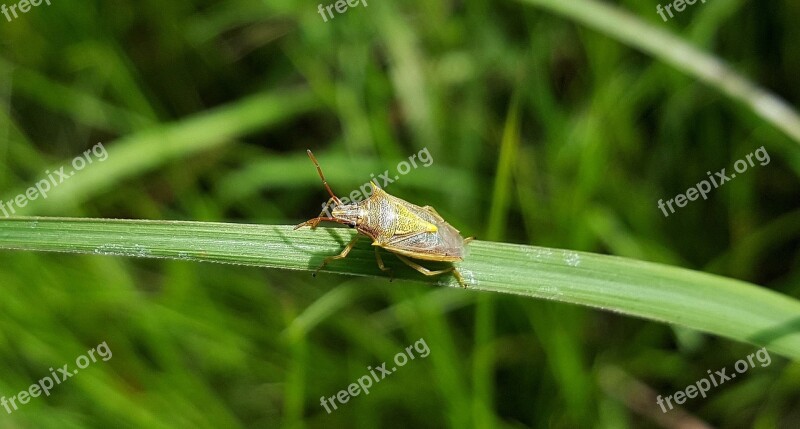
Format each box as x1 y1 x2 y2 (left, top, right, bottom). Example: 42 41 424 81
294 150 473 288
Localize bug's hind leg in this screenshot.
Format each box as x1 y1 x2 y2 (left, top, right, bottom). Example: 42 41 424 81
314 235 360 276
394 255 468 288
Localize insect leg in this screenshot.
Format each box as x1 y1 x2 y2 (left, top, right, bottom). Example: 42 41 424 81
314 235 360 276
293 197 338 230
394 255 468 288
374 247 394 281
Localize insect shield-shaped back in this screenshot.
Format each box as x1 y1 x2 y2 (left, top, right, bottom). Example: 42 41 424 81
295 150 472 287
367 190 467 262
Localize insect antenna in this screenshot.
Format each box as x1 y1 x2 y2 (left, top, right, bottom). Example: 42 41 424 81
306 149 341 205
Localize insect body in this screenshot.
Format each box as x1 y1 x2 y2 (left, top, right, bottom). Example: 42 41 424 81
294 150 472 287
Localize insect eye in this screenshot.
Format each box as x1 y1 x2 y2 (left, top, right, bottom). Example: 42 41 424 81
348 223 356 228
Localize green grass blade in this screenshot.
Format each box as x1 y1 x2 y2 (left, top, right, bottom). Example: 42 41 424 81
1 217 799 360
4 88 318 215
520 0 800 145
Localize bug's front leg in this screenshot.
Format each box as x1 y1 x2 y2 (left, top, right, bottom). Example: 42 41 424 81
314 235 360 276
394 255 468 288
294 197 339 230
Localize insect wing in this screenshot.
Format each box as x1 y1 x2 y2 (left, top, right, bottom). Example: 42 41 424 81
383 202 465 261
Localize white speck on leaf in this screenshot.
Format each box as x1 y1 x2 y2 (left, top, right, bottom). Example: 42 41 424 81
540 285 564 297
531 248 553 260
564 251 581 267
92 243 151 257
461 268 477 286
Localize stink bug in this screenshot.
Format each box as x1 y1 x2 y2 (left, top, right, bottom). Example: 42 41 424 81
294 150 472 287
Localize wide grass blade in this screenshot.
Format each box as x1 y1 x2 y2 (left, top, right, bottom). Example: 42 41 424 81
1 217 799 360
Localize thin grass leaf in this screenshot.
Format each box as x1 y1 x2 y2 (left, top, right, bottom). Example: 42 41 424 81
1 217 798 360
520 0 800 145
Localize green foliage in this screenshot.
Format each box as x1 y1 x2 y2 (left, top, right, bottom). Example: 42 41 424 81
0 0 798 427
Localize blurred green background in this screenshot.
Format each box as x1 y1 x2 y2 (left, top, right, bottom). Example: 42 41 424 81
1 0 799 427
